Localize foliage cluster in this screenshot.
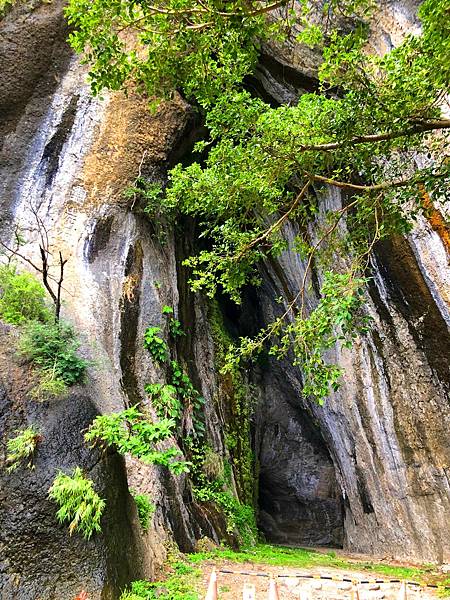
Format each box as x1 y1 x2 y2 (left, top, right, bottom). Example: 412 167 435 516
194 482 257 547
132 492 155 532
0 0 15 18
0 265 51 325
66 0 450 402
5 425 41 473
0 264 88 398
209 301 255 507
144 306 255 545
85 406 189 474
144 307 206 439
120 555 202 600
48 467 105 539
19 321 88 392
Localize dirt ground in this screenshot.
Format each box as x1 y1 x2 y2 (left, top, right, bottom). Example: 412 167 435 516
198 559 439 600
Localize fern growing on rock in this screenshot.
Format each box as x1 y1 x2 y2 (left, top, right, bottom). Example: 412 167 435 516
6 426 41 473
48 467 105 539
132 492 155 532
85 407 190 474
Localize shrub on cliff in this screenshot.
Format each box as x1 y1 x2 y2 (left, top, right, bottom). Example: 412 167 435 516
18 320 89 395
0 264 88 398
0 265 52 325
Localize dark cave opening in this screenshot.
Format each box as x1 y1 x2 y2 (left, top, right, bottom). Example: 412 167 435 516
255 370 344 548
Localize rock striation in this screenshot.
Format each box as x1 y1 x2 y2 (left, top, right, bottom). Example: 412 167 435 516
0 0 449 597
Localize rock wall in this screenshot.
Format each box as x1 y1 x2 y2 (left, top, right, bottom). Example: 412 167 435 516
246 1 450 562
253 198 450 562
0 2 231 597
0 0 449 597
0 323 143 599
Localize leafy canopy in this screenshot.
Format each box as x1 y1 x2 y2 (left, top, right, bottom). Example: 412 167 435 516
66 0 450 402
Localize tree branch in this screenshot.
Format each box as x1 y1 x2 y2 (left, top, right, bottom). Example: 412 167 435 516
305 172 415 192
235 180 310 260
298 119 450 153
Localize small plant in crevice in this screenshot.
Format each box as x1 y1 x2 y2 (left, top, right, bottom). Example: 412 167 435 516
143 326 169 363
124 177 171 246
144 383 181 421
194 483 257 547
6 425 41 473
85 406 190 474
144 308 206 440
48 467 105 539
18 320 89 398
170 360 206 438
143 306 255 546
132 491 155 532
162 305 184 338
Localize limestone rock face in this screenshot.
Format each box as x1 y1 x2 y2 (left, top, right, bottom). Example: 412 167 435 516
0 327 143 599
247 1 450 562
253 207 450 562
256 361 343 547
0 3 229 597
0 0 449 597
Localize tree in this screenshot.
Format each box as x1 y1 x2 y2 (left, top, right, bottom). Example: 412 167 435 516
0 202 67 321
66 0 450 401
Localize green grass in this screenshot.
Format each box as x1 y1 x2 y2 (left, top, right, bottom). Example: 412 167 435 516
120 563 202 599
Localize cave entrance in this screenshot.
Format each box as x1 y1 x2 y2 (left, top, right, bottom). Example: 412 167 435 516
256 377 344 548
216 289 344 547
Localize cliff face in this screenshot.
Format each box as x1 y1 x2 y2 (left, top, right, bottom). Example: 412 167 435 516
0 0 449 597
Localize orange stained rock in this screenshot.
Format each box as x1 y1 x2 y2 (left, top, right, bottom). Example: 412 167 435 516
418 183 450 255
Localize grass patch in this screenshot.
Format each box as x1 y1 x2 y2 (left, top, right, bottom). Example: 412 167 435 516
120 562 202 600
121 544 450 600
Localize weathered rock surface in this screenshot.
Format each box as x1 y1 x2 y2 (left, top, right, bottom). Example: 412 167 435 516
0 326 143 599
0 0 449 597
253 204 450 561
0 3 230 597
